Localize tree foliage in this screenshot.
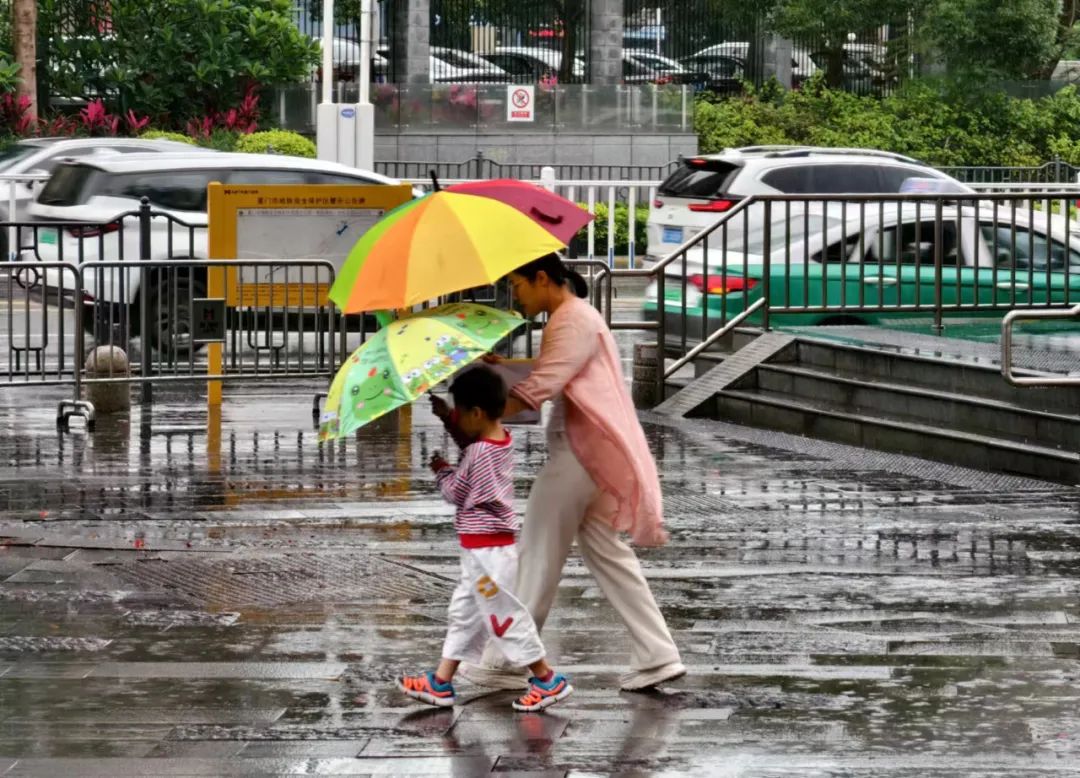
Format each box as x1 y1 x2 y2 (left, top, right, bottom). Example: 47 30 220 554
39 0 318 125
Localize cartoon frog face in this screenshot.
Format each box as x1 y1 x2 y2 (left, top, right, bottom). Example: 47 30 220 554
349 364 398 418
403 368 428 395
452 307 495 337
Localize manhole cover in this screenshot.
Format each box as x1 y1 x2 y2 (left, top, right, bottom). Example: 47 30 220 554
109 552 452 609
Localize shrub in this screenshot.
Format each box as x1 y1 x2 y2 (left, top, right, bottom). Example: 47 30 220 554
139 130 196 145
572 203 650 256
234 129 316 158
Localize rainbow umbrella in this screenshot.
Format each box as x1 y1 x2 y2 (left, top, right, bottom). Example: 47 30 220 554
318 302 526 440
329 191 565 314
445 179 594 245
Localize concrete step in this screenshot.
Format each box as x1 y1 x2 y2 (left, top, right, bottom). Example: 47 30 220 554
794 338 1080 416
753 364 1080 452
712 387 1080 485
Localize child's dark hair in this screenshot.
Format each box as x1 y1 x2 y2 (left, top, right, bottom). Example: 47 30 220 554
514 252 588 298
449 365 507 419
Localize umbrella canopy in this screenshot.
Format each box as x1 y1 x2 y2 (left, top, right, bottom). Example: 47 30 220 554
329 191 565 314
318 302 526 440
445 179 594 245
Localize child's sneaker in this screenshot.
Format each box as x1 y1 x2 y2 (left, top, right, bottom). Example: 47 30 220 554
397 671 456 707
512 673 573 712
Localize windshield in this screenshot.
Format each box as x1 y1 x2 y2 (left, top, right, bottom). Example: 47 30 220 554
37 165 98 206
0 144 39 173
659 160 739 199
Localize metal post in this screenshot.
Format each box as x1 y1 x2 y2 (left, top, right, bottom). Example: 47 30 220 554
933 198 944 334
321 0 334 104
139 197 153 403
761 200 771 331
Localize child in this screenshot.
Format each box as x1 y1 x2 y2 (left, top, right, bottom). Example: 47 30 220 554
397 366 573 712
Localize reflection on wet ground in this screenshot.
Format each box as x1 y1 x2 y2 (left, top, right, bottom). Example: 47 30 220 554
1 380 1079 776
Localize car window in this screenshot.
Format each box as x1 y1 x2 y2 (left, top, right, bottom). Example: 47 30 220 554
812 234 862 264
981 223 1080 271
880 165 939 192
306 172 382 185
866 221 961 266
227 169 310 185
697 56 742 77
809 165 883 194
37 147 103 174
103 170 222 211
760 167 813 193
658 160 740 199
0 144 38 173
486 55 537 77
36 164 100 206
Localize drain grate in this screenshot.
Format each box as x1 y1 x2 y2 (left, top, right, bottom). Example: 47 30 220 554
109 551 453 609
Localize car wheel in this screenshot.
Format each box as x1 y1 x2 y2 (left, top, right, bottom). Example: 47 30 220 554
144 276 207 358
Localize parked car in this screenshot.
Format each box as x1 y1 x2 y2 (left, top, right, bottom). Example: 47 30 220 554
479 46 586 82
645 146 975 265
622 50 710 87
644 203 1080 347
373 45 509 82
682 42 818 88
25 152 407 354
0 137 198 222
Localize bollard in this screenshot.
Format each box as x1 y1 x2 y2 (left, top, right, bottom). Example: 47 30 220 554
631 341 660 409
84 345 131 415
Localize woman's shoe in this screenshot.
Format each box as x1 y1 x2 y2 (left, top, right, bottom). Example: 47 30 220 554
619 661 687 691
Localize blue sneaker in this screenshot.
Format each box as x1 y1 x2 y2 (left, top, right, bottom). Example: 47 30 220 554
512 673 573 712
397 670 456 707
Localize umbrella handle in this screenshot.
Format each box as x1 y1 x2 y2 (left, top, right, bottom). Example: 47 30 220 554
529 206 564 225
429 170 441 192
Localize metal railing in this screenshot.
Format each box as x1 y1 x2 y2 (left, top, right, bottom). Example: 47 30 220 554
638 191 1080 397
1000 304 1080 387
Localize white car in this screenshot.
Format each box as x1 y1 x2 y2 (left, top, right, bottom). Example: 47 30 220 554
645 146 975 265
0 136 197 223
683 42 818 86
26 151 406 353
479 47 587 81
373 45 509 82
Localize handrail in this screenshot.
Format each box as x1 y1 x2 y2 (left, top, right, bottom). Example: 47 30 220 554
663 298 766 378
1000 304 1080 387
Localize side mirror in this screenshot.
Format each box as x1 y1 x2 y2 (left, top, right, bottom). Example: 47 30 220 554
25 169 47 190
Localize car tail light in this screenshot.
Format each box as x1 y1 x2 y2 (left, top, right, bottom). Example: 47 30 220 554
688 199 736 213
689 274 758 295
68 222 120 238
687 158 708 167
653 199 664 208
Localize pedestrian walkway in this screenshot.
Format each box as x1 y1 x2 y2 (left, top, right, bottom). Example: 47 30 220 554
1 381 1079 775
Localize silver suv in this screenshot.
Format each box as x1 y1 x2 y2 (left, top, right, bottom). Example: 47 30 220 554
645 146 974 264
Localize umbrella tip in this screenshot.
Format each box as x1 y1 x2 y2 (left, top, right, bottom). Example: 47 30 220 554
429 170 441 192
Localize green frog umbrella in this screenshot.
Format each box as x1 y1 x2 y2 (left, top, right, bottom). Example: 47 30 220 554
318 302 526 440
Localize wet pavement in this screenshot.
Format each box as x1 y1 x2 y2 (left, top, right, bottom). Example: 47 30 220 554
2 369 1080 776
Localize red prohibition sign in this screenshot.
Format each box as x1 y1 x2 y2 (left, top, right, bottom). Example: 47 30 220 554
512 88 531 109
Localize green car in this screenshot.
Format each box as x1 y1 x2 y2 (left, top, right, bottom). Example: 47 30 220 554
644 203 1080 345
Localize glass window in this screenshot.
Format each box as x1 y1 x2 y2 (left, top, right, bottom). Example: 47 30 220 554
227 169 309 186
0 143 40 173
36 164 99 206
484 55 537 77
812 234 862 264
103 171 220 212
761 167 813 193
306 172 382 185
659 160 739 198
866 221 961 266
981 223 1080 271
879 165 939 192
808 165 883 194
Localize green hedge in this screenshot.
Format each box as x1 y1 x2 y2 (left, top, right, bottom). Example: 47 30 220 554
572 203 650 255
234 130 316 158
139 130 196 145
695 78 1080 167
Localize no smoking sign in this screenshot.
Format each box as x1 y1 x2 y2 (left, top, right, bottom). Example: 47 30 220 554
507 85 535 122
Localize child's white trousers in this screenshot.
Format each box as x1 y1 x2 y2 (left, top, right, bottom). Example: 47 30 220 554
441 544 545 667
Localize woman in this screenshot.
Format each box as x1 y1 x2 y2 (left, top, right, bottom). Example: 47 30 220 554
463 252 685 692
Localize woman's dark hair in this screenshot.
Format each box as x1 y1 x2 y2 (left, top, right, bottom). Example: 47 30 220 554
513 253 588 298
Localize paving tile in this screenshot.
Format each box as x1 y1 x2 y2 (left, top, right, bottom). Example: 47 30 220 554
237 740 368 757
85 662 347 680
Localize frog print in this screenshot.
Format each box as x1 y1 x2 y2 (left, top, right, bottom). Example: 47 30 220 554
435 334 471 367
424 356 452 382
349 363 399 418
403 368 429 395
449 305 497 338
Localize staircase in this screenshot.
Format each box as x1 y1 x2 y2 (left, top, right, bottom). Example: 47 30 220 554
658 332 1080 484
